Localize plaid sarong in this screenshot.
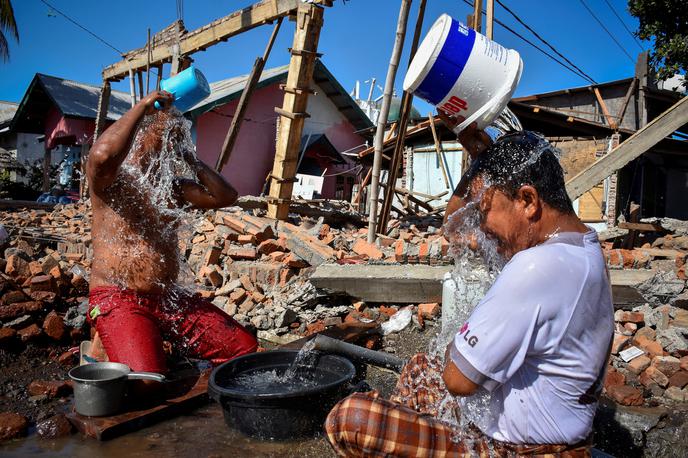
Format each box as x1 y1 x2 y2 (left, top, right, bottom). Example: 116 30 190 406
325 353 591 457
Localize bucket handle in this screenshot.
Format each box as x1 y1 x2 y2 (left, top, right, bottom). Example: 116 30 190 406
127 371 166 383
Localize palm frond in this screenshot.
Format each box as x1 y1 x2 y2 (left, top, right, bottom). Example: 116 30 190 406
0 0 19 40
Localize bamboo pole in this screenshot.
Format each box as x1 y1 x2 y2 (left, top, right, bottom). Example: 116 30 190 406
146 28 151 94
473 0 483 31
137 71 144 101
128 69 136 107
428 113 450 189
377 0 428 235
215 18 283 172
366 0 412 243
485 0 494 39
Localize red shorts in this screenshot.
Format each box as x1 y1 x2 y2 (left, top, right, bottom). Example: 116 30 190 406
88 286 258 373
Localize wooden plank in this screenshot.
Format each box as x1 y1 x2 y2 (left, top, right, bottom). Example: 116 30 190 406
618 221 665 232
215 18 282 173
102 0 326 80
485 0 494 39
267 3 324 220
66 371 209 441
566 96 688 201
428 114 450 189
593 86 617 130
616 78 637 128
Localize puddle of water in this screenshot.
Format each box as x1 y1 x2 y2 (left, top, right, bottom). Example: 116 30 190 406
0 403 334 458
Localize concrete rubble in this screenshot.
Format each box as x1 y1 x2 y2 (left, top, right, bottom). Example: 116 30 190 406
2 201 688 455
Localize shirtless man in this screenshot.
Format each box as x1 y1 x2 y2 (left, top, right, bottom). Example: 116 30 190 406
86 91 257 374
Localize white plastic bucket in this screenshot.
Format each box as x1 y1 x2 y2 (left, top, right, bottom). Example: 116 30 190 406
403 14 523 133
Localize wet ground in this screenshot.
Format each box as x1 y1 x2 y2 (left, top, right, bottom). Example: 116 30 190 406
0 324 439 457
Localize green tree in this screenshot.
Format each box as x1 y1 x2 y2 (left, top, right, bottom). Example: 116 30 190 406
0 0 18 62
628 0 688 86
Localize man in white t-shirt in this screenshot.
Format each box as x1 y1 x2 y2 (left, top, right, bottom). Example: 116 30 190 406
325 126 613 457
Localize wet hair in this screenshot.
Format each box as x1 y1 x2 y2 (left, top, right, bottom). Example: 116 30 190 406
465 131 575 214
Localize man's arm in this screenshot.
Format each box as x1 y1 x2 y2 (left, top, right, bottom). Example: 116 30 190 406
438 112 492 225
87 91 173 194
442 343 479 396
176 158 238 209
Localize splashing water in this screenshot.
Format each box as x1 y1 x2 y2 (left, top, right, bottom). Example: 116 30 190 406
284 339 318 379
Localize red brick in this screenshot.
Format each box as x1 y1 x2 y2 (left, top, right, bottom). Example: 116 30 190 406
379 306 398 318
628 355 651 374
222 214 248 234
651 356 681 377
606 385 644 406
616 311 645 324
642 366 669 388
227 247 258 261
668 370 688 389
229 288 247 304
17 324 42 342
0 301 42 321
27 380 72 398
238 234 256 244
352 238 384 260
48 265 62 280
394 240 406 262
43 311 65 341
279 268 294 286
0 412 29 442
418 242 430 263
5 255 29 278
239 275 254 292
353 301 367 312
306 320 325 336
604 368 626 391
634 335 664 358
257 238 286 255
0 327 16 344
30 275 57 294
202 246 222 267
206 267 223 288
64 253 83 262
267 251 287 262
283 253 308 268
611 334 630 355
418 303 440 319
28 261 43 276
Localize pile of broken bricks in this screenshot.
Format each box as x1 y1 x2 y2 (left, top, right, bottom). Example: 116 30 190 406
604 304 688 406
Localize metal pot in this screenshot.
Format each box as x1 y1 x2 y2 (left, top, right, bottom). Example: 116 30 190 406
68 362 166 417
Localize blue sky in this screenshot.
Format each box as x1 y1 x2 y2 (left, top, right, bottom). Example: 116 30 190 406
0 0 648 115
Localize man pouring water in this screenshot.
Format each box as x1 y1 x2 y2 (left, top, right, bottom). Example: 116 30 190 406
85 89 257 377
324 14 613 457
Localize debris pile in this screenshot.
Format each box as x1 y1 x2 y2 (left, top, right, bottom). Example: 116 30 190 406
0 203 92 360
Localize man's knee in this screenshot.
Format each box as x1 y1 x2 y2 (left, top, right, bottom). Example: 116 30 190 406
325 392 378 451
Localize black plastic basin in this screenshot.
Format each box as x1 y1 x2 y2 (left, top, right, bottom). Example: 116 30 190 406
208 350 356 440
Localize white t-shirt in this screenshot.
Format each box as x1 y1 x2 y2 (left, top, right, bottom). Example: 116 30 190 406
450 230 613 445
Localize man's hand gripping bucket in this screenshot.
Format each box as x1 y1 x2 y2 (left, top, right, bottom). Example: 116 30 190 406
154 66 211 113
403 14 523 133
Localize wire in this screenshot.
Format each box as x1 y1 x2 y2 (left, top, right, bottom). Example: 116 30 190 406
462 0 596 85
494 0 598 84
578 0 635 63
602 0 645 52
38 0 123 55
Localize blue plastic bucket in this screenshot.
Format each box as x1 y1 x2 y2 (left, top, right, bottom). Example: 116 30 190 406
156 66 211 113
403 14 523 132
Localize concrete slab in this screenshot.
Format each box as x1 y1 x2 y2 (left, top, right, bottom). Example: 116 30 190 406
310 264 656 306
310 264 452 303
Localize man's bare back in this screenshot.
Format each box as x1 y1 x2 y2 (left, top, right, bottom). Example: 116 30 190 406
87 91 238 294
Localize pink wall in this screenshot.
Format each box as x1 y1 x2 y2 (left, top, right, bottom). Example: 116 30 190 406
44 106 96 149
195 85 283 197
194 82 367 200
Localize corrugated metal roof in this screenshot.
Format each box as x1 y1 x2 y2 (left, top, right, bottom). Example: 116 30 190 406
36 74 131 121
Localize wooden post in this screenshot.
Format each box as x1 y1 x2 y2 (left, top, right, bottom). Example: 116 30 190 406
566 96 688 201
267 3 324 220
146 28 152 95
428 114 450 188
128 69 136 107
215 18 283 172
472 0 483 32
377 0 428 235
366 0 412 243
616 78 637 129
137 71 145 101
485 0 494 39
593 87 617 130
156 64 163 90
81 81 111 199
635 51 649 129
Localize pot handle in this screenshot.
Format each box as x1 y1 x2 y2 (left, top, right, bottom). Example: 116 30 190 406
127 371 166 382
